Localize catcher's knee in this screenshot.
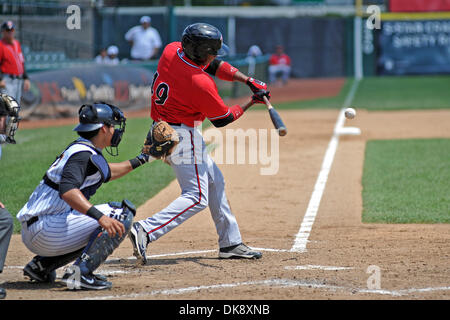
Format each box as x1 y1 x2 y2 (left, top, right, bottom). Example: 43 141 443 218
76 199 135 275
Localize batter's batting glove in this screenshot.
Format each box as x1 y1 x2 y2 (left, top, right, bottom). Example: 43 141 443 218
246 77 267 94
252 90 271 104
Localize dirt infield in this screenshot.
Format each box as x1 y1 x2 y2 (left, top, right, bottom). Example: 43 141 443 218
2 78 449 300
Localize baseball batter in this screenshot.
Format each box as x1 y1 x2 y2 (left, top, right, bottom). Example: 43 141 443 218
129 23 271 264
17 102 151 290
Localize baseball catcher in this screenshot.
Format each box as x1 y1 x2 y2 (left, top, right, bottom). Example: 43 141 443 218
0 94 20 158
18 102 154 290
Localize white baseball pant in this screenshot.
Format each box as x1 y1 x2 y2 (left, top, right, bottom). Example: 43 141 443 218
138 124 243 249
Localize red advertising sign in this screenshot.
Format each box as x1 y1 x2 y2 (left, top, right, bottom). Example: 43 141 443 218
390 0 450 12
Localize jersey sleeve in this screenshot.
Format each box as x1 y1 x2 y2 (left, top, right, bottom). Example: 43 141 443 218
193 75 244 126
124 27 137 41
59 151 94 195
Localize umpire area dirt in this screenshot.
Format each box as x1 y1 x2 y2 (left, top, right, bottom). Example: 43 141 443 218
2 79 450 300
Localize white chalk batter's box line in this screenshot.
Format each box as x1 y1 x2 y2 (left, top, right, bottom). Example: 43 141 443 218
85 278 450 300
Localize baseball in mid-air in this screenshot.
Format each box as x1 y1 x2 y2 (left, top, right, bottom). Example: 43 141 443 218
344 107 356 119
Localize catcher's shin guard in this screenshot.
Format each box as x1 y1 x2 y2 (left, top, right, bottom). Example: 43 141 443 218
75 200 135 275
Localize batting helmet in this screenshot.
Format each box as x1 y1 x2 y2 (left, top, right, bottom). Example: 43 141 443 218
181 23 229 64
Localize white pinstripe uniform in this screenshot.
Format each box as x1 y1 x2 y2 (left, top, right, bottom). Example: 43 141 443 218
17 138 123 257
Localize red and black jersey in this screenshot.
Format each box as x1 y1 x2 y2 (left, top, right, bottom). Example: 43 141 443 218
0 39 25 76
269 53 291 66
150 42 243 127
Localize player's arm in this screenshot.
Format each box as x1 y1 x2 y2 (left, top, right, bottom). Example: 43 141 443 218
196 80 258 128
59 152 124 237
205 59 268 90
205 59 270 109
108 153 149 181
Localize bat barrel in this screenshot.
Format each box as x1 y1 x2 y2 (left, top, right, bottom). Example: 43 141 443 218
264 97 287 136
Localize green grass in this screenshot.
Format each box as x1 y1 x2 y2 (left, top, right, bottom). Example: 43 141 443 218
362 139 450 223
353 75 450 110
0 118 176 232
267 75 450 111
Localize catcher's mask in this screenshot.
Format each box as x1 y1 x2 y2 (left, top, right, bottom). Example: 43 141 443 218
181 22 229 65
73 102 126 156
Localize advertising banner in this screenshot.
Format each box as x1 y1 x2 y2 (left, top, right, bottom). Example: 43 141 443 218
378 19 450 75
22 65 154 116
390 0 450 12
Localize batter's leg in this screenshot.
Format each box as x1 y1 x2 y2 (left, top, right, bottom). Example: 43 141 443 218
138 161 209 242
206 155 242 248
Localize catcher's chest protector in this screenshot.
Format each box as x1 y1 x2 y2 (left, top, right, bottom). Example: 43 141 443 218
46 139 110 198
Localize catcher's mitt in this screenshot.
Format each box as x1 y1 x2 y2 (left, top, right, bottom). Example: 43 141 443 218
0 93 21 144
142 121 179 159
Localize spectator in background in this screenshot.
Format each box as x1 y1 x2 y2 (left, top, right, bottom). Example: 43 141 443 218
124 16 162 61
94 48 108 64
0 20 30 102
105 45 120 65
246 45 263 76
0 201 14 299
95 46 120 65
268 45 291 86
247 45 262 58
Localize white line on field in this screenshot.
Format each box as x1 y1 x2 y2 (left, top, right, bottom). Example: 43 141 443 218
4 248 289 270
85 278 450 300
285 265 354 271
290 79 361 253
104 247 288 264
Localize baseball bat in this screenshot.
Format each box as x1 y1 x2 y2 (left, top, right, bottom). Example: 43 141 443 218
263 96 287 136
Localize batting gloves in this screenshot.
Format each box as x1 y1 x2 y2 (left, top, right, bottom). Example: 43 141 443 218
252 90 271 104
246 77 267 93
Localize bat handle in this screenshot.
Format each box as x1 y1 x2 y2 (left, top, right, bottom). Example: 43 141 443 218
263 96 272 109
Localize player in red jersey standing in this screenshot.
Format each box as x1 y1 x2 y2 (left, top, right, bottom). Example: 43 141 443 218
0 20 30 101
268 45 291 85
129 23 271 264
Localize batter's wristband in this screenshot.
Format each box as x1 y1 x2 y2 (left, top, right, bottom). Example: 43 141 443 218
86 206 104 221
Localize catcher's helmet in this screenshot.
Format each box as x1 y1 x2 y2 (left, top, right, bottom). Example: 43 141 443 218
181 23 229 64
73 102 126 155
73 102 124 132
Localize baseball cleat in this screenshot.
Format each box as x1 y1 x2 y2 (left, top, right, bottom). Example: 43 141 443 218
23 257 57 283
129 222 149 265
0 288 6 299
219 243 262 259
92 273 108 282
61 271 112 290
